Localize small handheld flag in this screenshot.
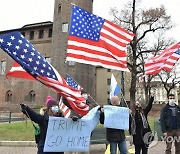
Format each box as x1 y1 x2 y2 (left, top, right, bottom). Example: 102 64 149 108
110 74 121 99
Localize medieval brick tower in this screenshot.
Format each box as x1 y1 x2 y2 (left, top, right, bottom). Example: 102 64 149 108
51 0 96 98
0 0 96 112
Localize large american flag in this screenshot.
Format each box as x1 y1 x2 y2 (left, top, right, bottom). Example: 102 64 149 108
145 42 180 75
0 31 89 116
66 5 134 71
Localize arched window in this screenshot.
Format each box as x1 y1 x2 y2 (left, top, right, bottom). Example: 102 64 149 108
5 90 12 102
29 90 35 103
58 4 61 13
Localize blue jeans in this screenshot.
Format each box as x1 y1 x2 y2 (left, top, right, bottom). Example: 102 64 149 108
110 140 128 154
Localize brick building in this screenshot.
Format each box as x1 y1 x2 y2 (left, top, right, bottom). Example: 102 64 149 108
0 0 96 112
0 22 54 111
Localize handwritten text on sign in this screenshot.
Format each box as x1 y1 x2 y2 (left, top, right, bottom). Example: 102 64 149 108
104 105 129 130
44 106 100 152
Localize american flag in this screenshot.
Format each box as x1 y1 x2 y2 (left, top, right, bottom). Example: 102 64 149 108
66 5 134 71
145 42 180 75
59 97 71 118
66 74 81 90
59 74 82 118
0 31 89 116
6 61 35 80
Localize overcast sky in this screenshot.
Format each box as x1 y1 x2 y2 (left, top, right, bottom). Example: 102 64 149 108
0 0 179 41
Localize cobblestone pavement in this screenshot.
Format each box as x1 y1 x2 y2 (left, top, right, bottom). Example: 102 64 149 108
0 141 176 154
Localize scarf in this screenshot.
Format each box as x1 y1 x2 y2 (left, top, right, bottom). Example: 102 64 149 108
131 113 149 135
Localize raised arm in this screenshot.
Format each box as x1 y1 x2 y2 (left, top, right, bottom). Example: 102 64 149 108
20 104 44 124
144 96 154 114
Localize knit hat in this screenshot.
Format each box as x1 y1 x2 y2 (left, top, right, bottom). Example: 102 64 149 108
46 99 58 110
45 96 53 105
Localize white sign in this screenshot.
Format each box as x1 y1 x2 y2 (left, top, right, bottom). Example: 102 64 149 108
81 105 100 130
44 106 100 152
104 105 129 130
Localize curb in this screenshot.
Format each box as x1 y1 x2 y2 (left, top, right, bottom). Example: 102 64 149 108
0 137 131 147
0 141 36 147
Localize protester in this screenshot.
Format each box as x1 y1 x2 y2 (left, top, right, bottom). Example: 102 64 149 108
99 95 128 154
160 93 180 154
20 99 64 154
129 92 154 154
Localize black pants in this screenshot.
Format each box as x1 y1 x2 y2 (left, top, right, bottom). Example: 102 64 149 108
135 144 148 154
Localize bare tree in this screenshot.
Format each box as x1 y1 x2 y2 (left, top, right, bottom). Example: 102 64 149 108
138 35 176 103
110 0 173 105
156 66 180 98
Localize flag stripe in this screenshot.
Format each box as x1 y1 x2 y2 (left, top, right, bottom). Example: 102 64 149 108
59 97 71 118
67 37 128 70
68 36 127 58
66 53 127 67
105 20 134 42
67 46 126 63
6 62 35 80
102 23 131 45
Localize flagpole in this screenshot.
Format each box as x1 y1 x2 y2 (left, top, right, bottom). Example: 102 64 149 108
121 71 125 96
120 92 128 107
88 95 99 106
120 71 129 107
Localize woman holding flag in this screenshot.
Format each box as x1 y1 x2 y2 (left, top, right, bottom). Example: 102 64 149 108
20 98 65 154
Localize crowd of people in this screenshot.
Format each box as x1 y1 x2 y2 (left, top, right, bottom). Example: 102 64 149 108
20 92 180 154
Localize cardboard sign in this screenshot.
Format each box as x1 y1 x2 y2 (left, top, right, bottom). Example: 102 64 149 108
104 105 129 130
44 106 100 152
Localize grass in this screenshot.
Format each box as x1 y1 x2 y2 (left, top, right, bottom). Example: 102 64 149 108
0 116 156 141
148 116 155 131
0 121 35 141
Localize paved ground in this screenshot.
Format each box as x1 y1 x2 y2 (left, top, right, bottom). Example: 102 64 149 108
0 141 176 154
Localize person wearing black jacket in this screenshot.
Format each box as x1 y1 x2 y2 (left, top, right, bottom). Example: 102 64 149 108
129 93 154 154
20 99 64 154
100 95 128 154
160 93 180 154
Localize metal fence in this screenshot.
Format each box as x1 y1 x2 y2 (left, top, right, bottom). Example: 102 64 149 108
0 111 25 123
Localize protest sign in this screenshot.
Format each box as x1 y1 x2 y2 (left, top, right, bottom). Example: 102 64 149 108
81 105 100 130
104 105 129 130
44 106 100 152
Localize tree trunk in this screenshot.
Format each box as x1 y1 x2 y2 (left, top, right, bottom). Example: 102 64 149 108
130 70 136 108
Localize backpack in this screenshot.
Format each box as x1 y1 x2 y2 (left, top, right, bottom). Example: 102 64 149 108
33 124 41 144
23 109 41 144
